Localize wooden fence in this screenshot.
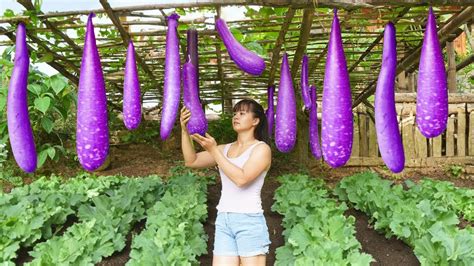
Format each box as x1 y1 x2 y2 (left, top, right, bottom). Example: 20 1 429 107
346 93 474 168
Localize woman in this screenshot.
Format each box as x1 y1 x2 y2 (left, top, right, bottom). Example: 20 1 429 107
180 99 272 266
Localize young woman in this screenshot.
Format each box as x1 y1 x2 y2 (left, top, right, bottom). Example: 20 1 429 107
180 99 272 266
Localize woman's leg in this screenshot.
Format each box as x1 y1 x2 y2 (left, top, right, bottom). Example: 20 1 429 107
214 213 239 265
212 256 240 266
240 255 266 266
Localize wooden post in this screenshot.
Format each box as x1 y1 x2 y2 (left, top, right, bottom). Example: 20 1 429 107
368 118 378 157
401 104 415 162
407 72 416 92
446 114 456 156
414 128 428 159
352 107 360 158
447 41 457 93
432 135 443 157
457 104 467 156
359 105 369 157
397 71 408 92
469 104 474 156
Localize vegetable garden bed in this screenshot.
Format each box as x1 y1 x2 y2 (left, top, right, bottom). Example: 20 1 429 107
2 143 472 265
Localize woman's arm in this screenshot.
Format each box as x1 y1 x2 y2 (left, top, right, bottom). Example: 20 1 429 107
180 107 220 169
192 134 271 187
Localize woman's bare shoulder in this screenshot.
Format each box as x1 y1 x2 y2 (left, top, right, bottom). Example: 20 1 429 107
254 142 271 153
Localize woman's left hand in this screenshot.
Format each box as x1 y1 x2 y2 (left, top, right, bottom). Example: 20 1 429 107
191 133 217 152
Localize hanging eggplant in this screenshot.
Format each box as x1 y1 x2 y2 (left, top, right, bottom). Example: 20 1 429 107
321 9 353 168
76 13 109 171
215 18 265 76
123 40 141 130
309 85 322 159
416 7 448 138
300 54 312 109
160 13 181 140
275 53 296 153
7 22 37 173
266 85 275 138
375 22 405 173
183 62 207 136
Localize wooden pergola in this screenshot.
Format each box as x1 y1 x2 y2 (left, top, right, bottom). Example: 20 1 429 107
1 0 473 114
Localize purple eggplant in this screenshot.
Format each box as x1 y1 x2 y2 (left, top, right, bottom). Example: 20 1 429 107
266 85 275 137
301 55 312 109
186 28 199 71
183 62 207 135
216 18 265 76
321 9 353 168
275 53 296 152
76 13 109 171
123 40 141 130
160 13 181 140
416 7 448 138
7 22 37 173
309 85 322 159
375 22 405 173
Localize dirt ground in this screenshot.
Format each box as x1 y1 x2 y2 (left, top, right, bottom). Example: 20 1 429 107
5 143 474 265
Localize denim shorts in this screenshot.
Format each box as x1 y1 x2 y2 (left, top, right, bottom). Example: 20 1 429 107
213 212 271 257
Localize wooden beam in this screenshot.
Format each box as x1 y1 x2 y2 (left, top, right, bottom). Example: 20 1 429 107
6 0 473 20
353 6 474 108
394 93 474 103
214 7 228 114
290 8 314 77
308 10 353 77
17 0 82 54
268 8 295 87
456 54 474 71
447 41 457 93
347 7 411 73
1 26 78 84
99 0 156 80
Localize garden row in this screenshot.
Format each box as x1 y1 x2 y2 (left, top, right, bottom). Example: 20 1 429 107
273 173 474 265
0 169 209 265
335 172 474 265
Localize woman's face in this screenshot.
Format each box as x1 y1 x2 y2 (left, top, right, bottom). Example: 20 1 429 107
232 109 259 132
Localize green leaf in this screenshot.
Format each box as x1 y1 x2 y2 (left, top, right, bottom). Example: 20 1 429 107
28 84 43 95
38 53 54 63
37 149 48 168
245 41 264 56
0 95 6 111
3 9 15 17
230 28 244 42
41 117 54 133
47 147 56 160
34 96 51 114
50 75 67 94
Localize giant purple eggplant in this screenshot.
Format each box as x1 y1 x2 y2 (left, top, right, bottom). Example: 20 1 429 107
123 40 141 130
183 62 207 135
186 28 199 71
321 9 353 168
416 7 448 138
266 85 275 137
76 13 109 171
160 13 181 140
375 22 405 173
301 55 312 109
275 53 296 152
216 18 265 76
7 23 37 173
309 85 322 159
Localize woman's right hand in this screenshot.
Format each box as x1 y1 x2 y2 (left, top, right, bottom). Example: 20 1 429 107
180 106 191 133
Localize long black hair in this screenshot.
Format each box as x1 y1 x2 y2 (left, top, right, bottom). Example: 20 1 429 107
232 99 270 145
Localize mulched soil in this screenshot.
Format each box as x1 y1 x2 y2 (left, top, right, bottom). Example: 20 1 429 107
4 142 473 265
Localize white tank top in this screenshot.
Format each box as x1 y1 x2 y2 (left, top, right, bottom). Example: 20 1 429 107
216 141 268 213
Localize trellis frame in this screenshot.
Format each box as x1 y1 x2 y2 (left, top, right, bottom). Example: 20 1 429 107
1 0 473 107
